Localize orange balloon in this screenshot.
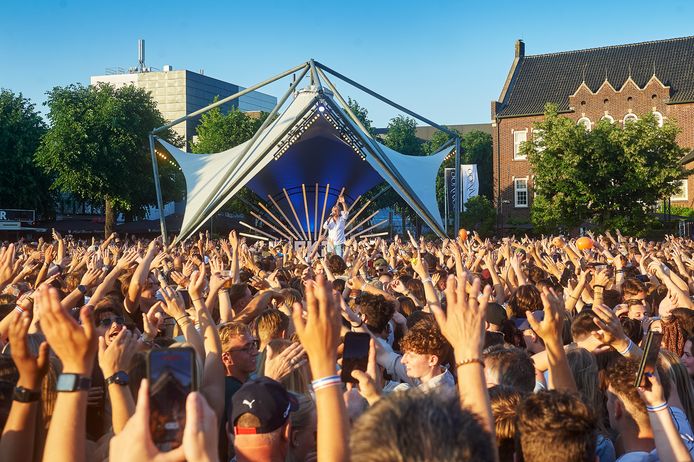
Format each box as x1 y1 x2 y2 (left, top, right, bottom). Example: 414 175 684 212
458 228 468 241
576 237 594 251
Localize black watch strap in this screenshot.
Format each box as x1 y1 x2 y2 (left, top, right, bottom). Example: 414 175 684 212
13 386 40 403
77 284 88 294
105 371 129 386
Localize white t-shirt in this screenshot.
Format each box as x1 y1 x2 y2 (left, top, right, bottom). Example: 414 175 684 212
323 210 348 246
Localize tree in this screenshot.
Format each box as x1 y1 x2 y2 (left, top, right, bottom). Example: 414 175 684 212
347 98 376 136
425 129 493 216
523 104 687 234
460 195 496 237
36 83 184 236
189 105 268 214
0 90 54 218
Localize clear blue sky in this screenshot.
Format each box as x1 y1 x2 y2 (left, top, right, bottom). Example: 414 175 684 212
2 0 692 127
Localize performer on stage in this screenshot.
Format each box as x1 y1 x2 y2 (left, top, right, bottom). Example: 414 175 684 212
323 195 348 256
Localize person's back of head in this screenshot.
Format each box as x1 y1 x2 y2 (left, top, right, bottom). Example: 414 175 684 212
508 285 542 319
356 293 395 336
350 391 494 461
255 309 289 346
490 385 526 462
570 310 600 342
483 344 535 393
516 390 596 462
622 278 647 299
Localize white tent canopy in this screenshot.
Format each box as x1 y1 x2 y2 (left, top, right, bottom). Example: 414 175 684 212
156 87 452 242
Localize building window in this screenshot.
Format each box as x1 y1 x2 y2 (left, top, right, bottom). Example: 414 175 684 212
532 129 544 152
513 129 528 160
623 113 638 125
601 115 614 124
653 111 664 127
514 177 529 208
577 117 591 131
672 179 688 202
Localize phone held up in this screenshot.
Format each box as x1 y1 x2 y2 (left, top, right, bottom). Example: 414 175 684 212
634 330 663 388
341 332 370 383
147 347 197 451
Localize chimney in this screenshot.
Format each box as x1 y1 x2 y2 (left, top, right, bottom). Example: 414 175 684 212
138 39 146 71
515 39 525 58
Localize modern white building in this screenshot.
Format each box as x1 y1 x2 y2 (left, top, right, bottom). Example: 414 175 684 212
91 67 276 144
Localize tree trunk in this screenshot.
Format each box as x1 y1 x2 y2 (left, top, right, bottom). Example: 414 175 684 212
105 198 115 238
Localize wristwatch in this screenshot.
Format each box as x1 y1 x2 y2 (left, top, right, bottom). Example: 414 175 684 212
105 371 130 386
77 284 88 294
13 386 40 403
56 373 92 392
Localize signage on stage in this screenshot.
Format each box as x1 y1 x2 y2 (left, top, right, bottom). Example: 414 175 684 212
444 165 479 214
0 209 35 223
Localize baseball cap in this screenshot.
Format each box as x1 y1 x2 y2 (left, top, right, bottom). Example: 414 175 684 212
231 377 299 435
486 302 508 327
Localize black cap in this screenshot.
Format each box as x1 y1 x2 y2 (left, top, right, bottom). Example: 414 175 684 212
486 302 508 327
231 377 299 434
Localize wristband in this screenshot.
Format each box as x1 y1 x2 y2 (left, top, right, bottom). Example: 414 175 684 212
646 402 668 413
594 285 606 289
175 315 189 324
14 305 25 315
421 278 432 284
191 298 202 303
617 338 634 356
455 358 485 369
311 375 341 391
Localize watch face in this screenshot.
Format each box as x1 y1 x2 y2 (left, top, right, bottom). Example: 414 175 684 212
57 374 78 391
114 371 129 385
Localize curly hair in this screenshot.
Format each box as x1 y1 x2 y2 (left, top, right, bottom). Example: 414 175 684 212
399 322 450 361
327 255 347 275
516 390 596 462
508 285 543 319
356 293 395 335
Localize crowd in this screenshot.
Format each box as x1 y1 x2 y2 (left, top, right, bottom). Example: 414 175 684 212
1 227 694 461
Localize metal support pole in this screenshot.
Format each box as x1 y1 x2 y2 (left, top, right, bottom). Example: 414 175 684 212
153 62 308 134
148 134 168 242
454 136 461 235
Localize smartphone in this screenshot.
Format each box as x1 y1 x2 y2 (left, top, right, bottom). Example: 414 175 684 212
634 331 663 388
341 332 370 383
147 348 197 451
635 274 650 283
178 289 192 308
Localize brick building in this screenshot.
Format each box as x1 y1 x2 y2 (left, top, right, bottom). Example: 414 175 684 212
491 36 694 229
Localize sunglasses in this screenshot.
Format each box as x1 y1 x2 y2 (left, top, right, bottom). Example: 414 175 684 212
228 340 260 354
99 317 125 328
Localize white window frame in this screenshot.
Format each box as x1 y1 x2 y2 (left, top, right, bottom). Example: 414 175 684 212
672 179 688 202
577 117 592 131
514 177 529 208
653 111 664 127
532 128 545 152
513 129 528 160
601 115 614 124
623 113 638 125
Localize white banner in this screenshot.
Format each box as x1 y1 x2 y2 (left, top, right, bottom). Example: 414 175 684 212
461 164 479 211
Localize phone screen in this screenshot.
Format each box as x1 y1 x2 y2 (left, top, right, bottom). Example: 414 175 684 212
341 332 370 383
147 348 196 451
634 331 663 388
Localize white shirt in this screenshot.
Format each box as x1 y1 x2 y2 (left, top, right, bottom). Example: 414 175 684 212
323 210 348 245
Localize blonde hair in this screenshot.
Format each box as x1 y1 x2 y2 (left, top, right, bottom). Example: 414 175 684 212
660 349 694 425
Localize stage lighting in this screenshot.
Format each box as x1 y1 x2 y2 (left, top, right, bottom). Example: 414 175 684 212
318 105 325 112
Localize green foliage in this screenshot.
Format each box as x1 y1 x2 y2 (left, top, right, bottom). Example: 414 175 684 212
189 105 268 214
384 115 422 156
524 104 687 235
35 83 184 231
460 195 496 237
427 129 493 215
0 89 54 218
347 98 376 136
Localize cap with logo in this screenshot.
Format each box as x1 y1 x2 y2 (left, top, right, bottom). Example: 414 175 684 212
231 376 299 435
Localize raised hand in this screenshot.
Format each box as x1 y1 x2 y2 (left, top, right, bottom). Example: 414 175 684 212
9 311 49 390
98 328 138 378
264 342 307 382
526 287 564 345
0 244 17 286
433 274 491 359
291 275 341 377
37 285 97 375
591 304 632 354
142 303 163 339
